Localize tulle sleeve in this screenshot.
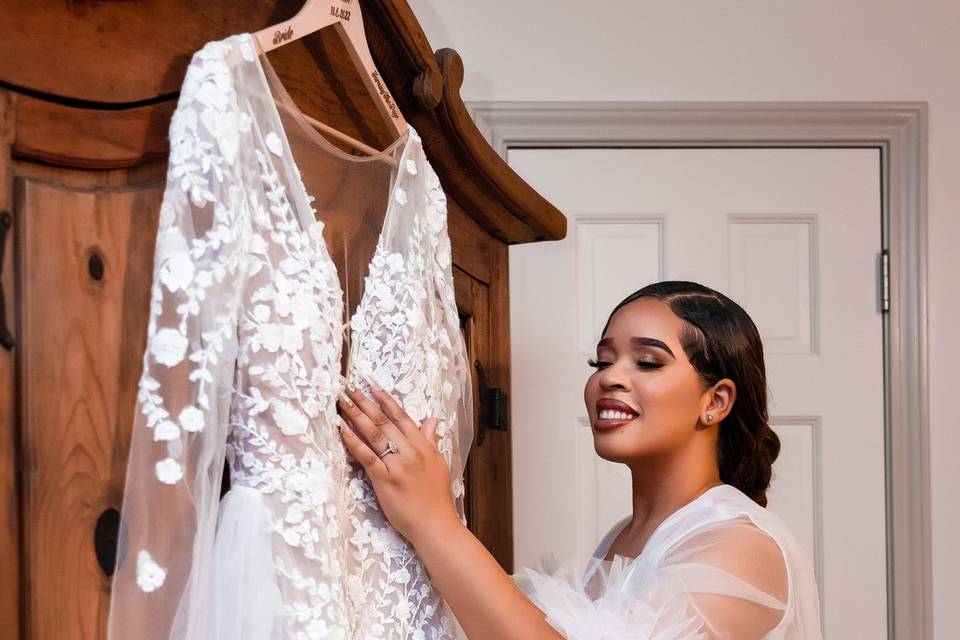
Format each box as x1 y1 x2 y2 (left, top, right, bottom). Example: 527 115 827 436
107 42 252 640
652 521 790 639
513 518 812 640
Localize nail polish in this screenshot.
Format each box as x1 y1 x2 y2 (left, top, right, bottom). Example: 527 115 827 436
338 392 354 407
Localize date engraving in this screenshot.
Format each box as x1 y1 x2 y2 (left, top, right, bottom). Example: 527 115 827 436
330 5 351 20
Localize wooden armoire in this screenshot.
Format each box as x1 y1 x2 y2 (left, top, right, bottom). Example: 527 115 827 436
0 1 565 637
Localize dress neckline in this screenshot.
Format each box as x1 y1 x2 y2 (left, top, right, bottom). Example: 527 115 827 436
581 485 729 593
594 483 729 562
251 34 411 165
238 33 418 372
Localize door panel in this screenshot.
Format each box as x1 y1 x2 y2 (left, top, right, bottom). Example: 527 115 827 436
17 173 162 639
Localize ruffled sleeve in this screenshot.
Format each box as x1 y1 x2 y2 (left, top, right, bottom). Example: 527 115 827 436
513 519 801 640
107 41 253 640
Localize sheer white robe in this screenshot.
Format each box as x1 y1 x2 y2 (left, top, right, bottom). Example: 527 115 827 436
513 484 823 639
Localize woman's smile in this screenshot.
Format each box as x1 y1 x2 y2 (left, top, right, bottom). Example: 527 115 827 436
594 397 640 431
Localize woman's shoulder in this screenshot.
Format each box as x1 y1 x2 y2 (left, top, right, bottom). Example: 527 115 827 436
695 484 801 549
592 484 810 571
590 484 758 560
665 511 790 597
597 485 799 560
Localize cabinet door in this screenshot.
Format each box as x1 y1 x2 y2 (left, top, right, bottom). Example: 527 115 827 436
449 205 514 573
0 92 19 639
15 164 163 639
8 166 517 640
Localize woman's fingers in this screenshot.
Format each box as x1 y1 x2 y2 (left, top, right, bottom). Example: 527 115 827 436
364 381 424 443
421 416 440 450
337 416 389 479
337 376 443 464
338 383 413 462
338 390 396 457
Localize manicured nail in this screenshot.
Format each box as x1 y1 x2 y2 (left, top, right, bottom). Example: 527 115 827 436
338 392 354 407
362 374 380 391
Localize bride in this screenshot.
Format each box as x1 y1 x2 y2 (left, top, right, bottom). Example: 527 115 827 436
336 280 823 639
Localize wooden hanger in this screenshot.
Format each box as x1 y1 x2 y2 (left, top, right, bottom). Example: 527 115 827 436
253 0 409 165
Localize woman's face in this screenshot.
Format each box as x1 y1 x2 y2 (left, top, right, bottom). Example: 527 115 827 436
583 297 711 464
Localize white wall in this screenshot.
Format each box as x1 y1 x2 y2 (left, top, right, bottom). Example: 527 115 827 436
408 1 959 637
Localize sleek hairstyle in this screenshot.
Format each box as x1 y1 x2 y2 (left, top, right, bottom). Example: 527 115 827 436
600 281 780 507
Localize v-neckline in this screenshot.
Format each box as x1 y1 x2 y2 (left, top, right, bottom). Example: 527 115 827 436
240 33 416 371
580 486 728 597
593 483 726 562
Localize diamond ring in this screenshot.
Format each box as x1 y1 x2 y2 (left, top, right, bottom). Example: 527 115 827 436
378 440 399 458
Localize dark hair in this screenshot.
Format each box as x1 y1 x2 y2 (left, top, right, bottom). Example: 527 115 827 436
600 281 780 507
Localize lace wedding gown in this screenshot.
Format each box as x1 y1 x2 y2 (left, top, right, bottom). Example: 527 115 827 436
513 485 823 639
107 34 472 640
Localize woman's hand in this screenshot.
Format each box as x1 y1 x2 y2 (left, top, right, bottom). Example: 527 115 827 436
337 378 565 640
335 378 461 545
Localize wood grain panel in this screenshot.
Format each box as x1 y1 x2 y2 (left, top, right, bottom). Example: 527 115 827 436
1 1 566 246
18 176 161 639
13 94 175 170
0 87 20 640
0 1 298 102
448 197 492 285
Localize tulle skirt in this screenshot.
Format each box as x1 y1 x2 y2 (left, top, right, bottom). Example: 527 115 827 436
204 485 286 639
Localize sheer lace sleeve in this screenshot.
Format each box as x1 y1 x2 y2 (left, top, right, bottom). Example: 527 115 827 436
107 42 252 640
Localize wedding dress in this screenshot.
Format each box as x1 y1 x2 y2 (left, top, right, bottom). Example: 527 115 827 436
513 484 823 639
107 33 472 640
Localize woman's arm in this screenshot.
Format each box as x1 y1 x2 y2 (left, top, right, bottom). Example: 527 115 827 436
404 506 562 640
336 382 563 640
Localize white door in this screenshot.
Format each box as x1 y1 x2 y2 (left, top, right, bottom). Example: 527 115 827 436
508 147 886 638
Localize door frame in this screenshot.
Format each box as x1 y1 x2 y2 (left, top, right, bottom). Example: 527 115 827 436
469 101 929 640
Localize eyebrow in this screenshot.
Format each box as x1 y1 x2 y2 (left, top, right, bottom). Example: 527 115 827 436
597 336 676 358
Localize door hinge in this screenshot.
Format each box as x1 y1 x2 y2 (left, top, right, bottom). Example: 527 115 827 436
880 249 890 314
474 360 508 447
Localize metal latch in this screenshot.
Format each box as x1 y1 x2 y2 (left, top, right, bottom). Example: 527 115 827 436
474 360 508 446
0 211 13 350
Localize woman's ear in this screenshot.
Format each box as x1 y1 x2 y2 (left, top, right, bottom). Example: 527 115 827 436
700 379 736 426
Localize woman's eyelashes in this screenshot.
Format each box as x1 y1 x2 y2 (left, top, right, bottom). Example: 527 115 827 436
635 360 664 370
586 358 663 370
